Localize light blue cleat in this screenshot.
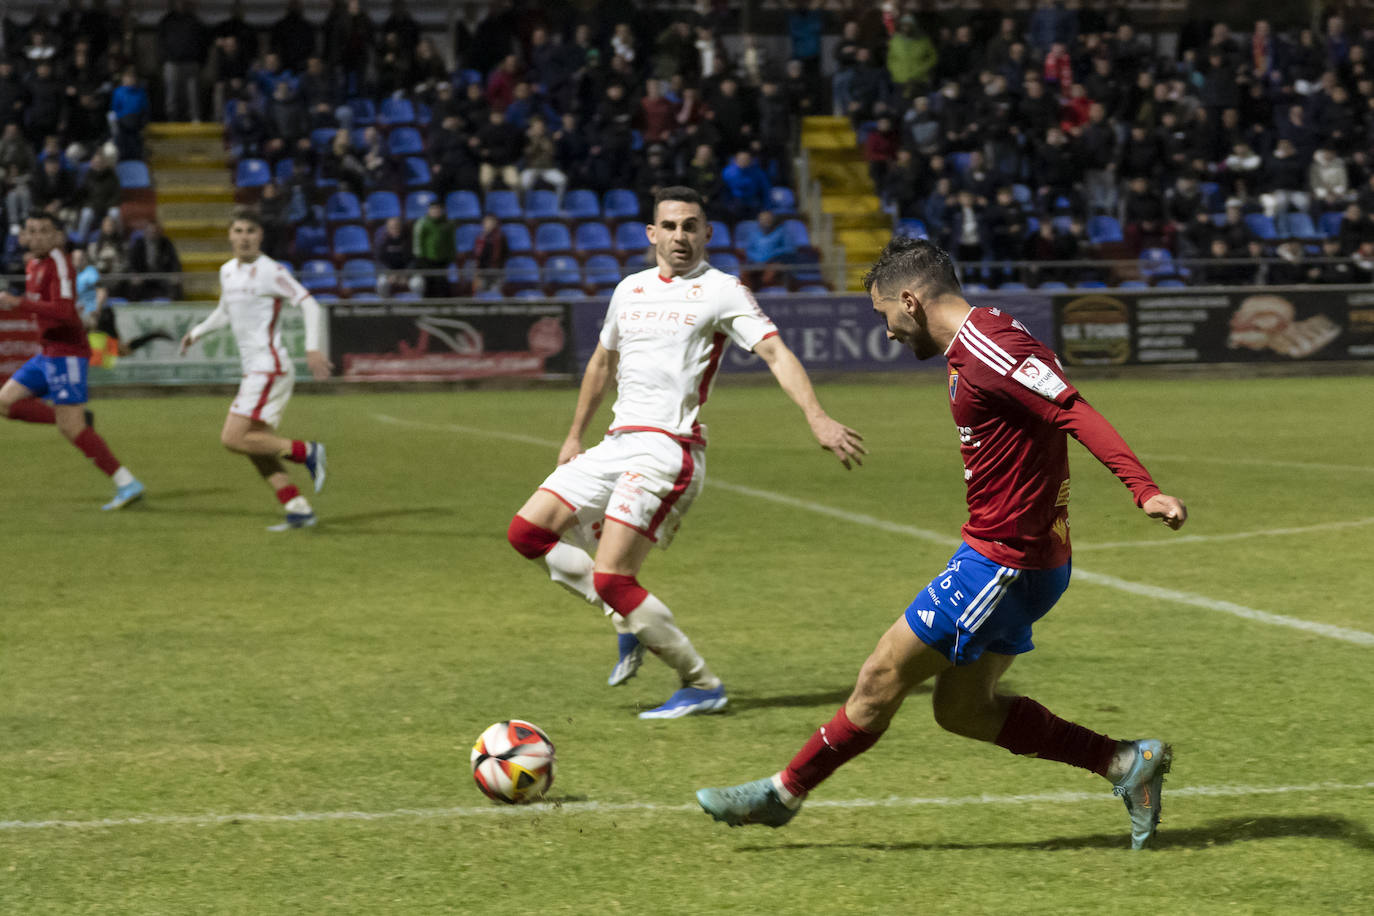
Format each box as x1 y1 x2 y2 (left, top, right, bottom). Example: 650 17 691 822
267 512 318 532
101 479 145 510
608 633 645 686
1112 739 1173 849
638 684 728 719
304 442 327 493
696 777 799 828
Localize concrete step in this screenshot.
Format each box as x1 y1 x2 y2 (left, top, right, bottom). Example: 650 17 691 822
830 210 892 231
157 185 234 204
175 237 228 255
822 194 883 215
162 220 230 241
150 152 226 171
147 122 224 140
180 251 226 271
153 167 232 187
158 200 233 221
802 116 852 130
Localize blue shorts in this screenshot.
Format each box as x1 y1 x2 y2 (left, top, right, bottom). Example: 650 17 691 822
904 542 1071 666
11 354 90 405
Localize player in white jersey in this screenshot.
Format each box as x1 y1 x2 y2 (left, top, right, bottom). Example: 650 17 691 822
179 208 333 531
507 187 866 718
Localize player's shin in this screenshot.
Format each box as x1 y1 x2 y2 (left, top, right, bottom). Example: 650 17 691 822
594 573 718 689
72 427 121 475
776 704 884 801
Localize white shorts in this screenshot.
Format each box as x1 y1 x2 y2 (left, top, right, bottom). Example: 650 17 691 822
539 430 706 549
229 369 295 428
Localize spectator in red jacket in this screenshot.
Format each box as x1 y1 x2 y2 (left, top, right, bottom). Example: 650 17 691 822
864 115 899 187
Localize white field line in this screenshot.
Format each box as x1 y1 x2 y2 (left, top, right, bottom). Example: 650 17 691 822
1138 452 1374 475
1075 516 1374 551
373 414 1374 647
4 780 1372 832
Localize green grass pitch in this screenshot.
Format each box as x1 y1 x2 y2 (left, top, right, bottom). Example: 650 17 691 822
4 374 1373 914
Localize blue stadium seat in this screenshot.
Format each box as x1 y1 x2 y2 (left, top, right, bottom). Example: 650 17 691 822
555 287 587 298
543 255 582 288
348 98 377 126
274 158 295 184
1139 248 1175 277
339 258 377 292
415 101 432 127
1038 280 1069 290
514 288 547 299
1077 280 1108 288
387 127 425 157
767 186 797 215
446 190 482 222
502 223 533 252
1119 279 1150 288
332 225 371 260
733 220 761 253
525 189 561 221
949 151 973 174
115 160 151 188
363 191 401 224
614 221 648 254
1319 211 1344 237
563 189 601 221
709 220 732 250
473 287 504 300
534 222 573 255
1284 211 1320 240
574 222 613 255
603 188 640 222
457 68 483 88
405 190 438 222
235 158 270 188
1011 184 1032 208
758 285 789 295
293 225 329 259
349 127 367 150
485 190 523 221
1155 278 1188 288
504 255 541 289
896 218 928 240
324 191 362 223
782 219 811 248
1244 213 1278 240
963 282 989 292
379 96 416 127
1000 281 1029 290
584 253 622 287
1087 215 1124 244
300 259 337 292
1199 181 1223 211
454 222 481 258
712 252 741 275
798 283 830 293
402 156 430 187
310 127 339 150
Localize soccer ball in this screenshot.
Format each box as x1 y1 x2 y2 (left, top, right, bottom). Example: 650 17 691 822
470 719 557 804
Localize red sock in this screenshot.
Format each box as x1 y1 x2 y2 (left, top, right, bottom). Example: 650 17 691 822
7 398 56 424
506 515 559 558
287 440 308 463
73 427 120 476
779 705 884 797
276 484 301 505
994 696 1117 777
593 572 649 615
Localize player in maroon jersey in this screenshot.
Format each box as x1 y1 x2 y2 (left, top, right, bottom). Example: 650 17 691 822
0 214 144 509
697 237 1187 849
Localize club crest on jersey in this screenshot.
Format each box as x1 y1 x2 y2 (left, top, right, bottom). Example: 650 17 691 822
687 284 703 300
1012 355 1068 400
632 286 645 294
948 368 959 401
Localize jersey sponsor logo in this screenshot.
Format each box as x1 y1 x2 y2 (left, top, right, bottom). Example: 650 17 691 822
1012 355 1069 400
948 367 959 401
1055 479 1070 507
1051 515 1069 545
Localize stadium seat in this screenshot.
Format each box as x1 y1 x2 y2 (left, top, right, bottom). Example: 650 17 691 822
614 221 648 255
949 151 973 174
1011 184 1032 208
543 255 582 288
1156 278 1188 288
896 218 928 240
574 222 613 255
1284 211 1320 240
603 188 640 222
563 189 601 221
349 127 367 150
1000 281 1029 290
115 160 151 188
525 189 561 221
963 282 989 292
712 252 741 275
402 157 430 187
1244 213 1278 240
274 158 295 185
767 186 797 215
514 288 546 299
1119 279 1149 288
310 127 338 150
584 253 622 287
1038 281 1069 290
293 225 329 259
405 190 438 222
1087 215 1124 244
446 190 482 222
454 222 481 258
1199 181 1223 211
235 158 270 188
504 255 541 290
758 285 789 295
324 191 362 223
534 222 573 255
708 221 732 250
782 219 811 248
474 287 504 300
378 96 416 127
485 190 523 221
798 283 830 293
1139 247 1175 277
363 191 401 224
332 225 371 260
1319 211 1344 237
415 102 432 127
733 220 762 253
555 287 587 298
456 68 483 88
1077 280 1108 288
339 258 377 292
387 127 425 157
348 98 377 126
300 259 337 292
502 223 533 252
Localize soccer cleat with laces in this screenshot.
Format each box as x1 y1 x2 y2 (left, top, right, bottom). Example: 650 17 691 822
1112 739 1173 849
101 479 144 510
304 442 327 493
696 777 799 828
608 633 645 686
638 684 728 719
267 512 318 532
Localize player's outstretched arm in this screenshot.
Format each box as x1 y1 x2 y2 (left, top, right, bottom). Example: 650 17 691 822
180 298 231 355
753 335 866 469
1143 493 1187 530
558 344 618 465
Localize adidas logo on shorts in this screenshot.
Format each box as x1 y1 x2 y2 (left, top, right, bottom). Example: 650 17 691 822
916 609 935 628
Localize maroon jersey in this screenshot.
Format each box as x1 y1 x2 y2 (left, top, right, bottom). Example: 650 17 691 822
946 308 1159 569
24 248 88 358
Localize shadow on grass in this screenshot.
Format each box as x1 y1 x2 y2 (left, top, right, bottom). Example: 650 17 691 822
738 814 1374 853
319 506 455 527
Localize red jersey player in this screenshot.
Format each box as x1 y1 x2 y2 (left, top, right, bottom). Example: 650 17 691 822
0 213 144 509
697 237 1188 850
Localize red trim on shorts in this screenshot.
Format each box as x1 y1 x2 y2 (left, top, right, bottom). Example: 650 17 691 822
697 331 727 408
248 371 284 421
604 515 657 543
607 425 706 447
645 439 694 539
537 486 578 512
759 329 779 342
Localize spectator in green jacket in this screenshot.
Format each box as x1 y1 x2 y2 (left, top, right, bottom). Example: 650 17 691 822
887 14 937 97
412 200 455 297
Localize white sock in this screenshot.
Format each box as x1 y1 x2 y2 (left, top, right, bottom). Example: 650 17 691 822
770 773 804 808
621 592 719 689
284 495 312 514
539 541 605 609
112 467 135 487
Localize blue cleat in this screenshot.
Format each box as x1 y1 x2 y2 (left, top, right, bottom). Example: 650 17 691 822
608 632 645 686
696 777 799 828
638 684 728 719
267 512 318 532
304 441 327 493
1112 739 1173 849
101 479 145 510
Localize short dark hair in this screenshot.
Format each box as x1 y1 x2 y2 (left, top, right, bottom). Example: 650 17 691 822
862 236 962 299
27 211 63 231
652 186 705 220
230 206 263 229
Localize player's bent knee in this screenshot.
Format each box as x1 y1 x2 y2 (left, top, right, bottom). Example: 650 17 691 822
593 572 649 616
507 515 559 559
